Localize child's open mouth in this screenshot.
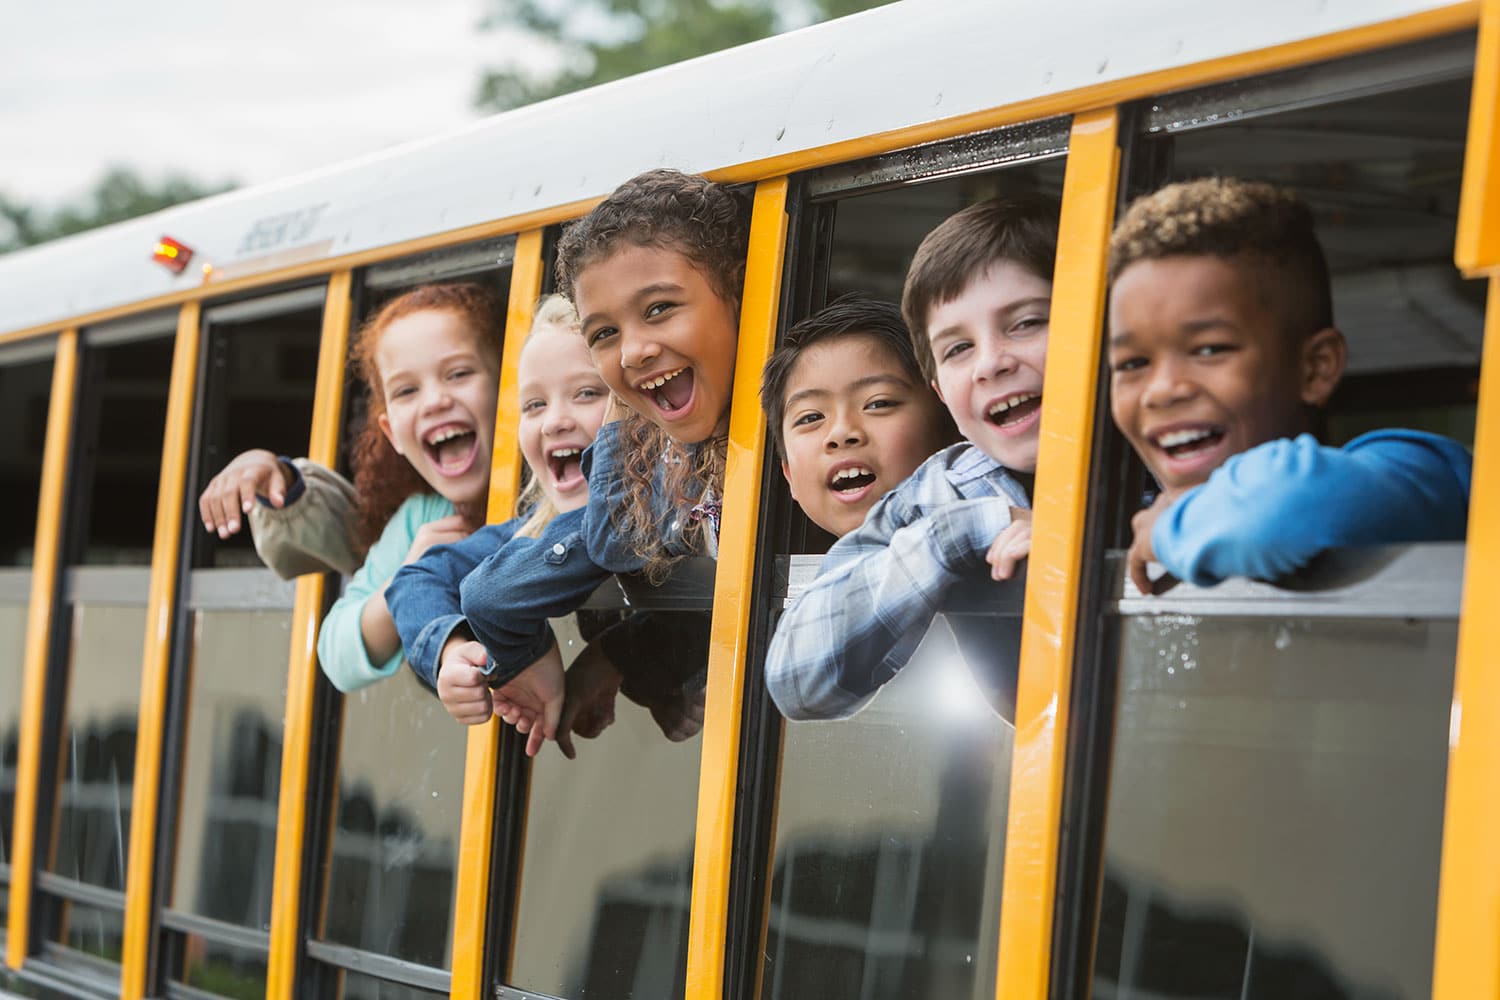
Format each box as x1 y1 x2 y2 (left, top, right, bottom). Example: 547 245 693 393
546 447 586 492
638 366 695 415
986 392 1042 431
423 424 479 476
1154 425 1226 460
827 464 878 503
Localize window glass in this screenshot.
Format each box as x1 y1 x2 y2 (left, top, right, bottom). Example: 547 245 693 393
764 620 1010 999
193 302 323 569
0 601 25 921
506 610 704 1000
46 896 127 965
169 609 288 930
176 932 268 1000
320 666 465 969
760 157 1063 999
0 357 54 566
47 598 148 892
73 336 173 565
1092 614 1455 1000
339 970 448 1000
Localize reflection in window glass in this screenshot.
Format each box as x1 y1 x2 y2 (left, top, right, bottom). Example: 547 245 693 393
177 933 268 1000
74 337 173 566
508 612 704 1000
340 970 447 1000
762 618 1011 1000
170 607 289 930
0 358 53 566
1091 615 1455 1000
1 600 25 921
321 666 465 969
50 897 126 964
48 600 148 891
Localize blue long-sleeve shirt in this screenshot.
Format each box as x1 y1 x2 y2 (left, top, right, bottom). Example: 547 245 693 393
1152 429 1472 587
388 420 709 687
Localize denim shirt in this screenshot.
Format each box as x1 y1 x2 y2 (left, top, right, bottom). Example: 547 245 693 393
390 420 709 688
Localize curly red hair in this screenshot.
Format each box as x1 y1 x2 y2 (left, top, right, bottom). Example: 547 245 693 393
348 282 505 548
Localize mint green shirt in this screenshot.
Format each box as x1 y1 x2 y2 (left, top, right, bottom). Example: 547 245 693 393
316 492 455 692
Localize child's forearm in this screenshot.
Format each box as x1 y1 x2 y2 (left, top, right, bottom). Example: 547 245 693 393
358 589 403 667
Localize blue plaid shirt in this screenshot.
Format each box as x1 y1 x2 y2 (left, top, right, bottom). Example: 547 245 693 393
765 442 1030 721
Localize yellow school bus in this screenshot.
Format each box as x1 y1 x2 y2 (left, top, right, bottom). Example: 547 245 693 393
2 0 1497 998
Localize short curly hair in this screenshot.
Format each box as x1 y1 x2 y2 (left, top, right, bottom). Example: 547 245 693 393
1109 177 1334 338
555 169 750 307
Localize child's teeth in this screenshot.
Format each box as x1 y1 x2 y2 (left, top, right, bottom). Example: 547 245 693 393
642 368 685 390
988 393 1038 417
1159 428 1213 448
550 448 580 458
833 467 872 481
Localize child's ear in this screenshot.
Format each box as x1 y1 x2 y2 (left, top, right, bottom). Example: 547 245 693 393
1300 327 1347 407
779 458 797 501
377 413 402 455
931 378 946 405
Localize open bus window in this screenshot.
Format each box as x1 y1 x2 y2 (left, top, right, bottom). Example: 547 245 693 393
752 133 1066 1000
310 251 513 991
1082 41 1477 1000
0 346 54 928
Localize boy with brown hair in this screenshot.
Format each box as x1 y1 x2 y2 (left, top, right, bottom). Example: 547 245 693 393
765 194 1058 721
1107 177 1471 592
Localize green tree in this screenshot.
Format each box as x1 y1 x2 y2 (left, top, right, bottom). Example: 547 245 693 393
475 0 892 112
0 166 234 253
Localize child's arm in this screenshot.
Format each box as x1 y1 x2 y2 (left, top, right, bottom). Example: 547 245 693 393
577 419 654 573
316 496 456 692
387 522 517 689
1149 430 1473 587
457 506 612 683
246 458 365 578
764 492 1020 721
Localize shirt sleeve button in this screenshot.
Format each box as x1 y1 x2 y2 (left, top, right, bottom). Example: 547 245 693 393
551 542 566 556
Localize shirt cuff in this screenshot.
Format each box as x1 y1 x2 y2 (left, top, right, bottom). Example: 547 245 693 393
254 456 306 507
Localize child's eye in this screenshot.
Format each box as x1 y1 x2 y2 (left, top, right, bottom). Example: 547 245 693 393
941 341 971 361
521 398 544 414
1193 343 1234 357
1111 357 1147 373
586 326 618 347
866 397 901 411
447 367 474 380
390 385 417 399
645 301 676 319
577 386 604 401
791 411 823 428
1012 315 1049 335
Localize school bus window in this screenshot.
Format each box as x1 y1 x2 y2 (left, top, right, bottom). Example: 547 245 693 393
312 258 513 989
754 136 1064 1000
0 347 55 933
1083 48 1477 1000
147 289 323 998
34 324 173 977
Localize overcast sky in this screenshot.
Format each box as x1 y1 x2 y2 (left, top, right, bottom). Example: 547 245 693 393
1 0 550 207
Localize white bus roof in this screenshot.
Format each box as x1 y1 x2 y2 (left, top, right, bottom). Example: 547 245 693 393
0 0 1462 336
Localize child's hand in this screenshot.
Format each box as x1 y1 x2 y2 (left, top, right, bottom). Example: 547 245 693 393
648 685 706 743
987 508 1033 581
556 644 623 760
403 514 471 565
1127 492 1179 595
492 642 565 757
437 637 494 725
199 449 293 538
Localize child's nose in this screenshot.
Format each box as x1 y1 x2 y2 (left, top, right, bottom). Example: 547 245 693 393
824 410 865 448
975 337 1018 381
1143 359 1195 407
619 327 661 370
